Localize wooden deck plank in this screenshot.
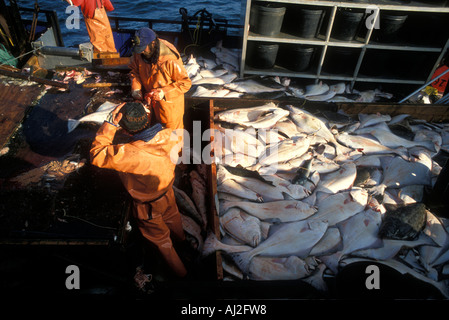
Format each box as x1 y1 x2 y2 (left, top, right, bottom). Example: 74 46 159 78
208 99 224 281
0 83 44 149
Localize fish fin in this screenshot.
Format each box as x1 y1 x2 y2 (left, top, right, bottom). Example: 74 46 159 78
266 221 283 237
230 251 253 274
319 252 342 274
368 184 386 197
202 230 219 258
67 119 80 133
302 264 328 292
306 175 317 186
218 201 232 216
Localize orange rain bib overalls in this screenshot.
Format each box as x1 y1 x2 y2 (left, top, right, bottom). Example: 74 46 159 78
90 123 187 278
129 39 192 130
72 0 117 53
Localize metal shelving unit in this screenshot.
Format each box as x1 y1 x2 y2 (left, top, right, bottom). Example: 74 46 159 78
240 0 449 89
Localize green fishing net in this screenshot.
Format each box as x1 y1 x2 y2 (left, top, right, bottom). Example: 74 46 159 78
0 43 17 67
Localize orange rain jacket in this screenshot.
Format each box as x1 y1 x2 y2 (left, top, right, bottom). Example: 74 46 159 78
90 122 187 277
129 39 192 130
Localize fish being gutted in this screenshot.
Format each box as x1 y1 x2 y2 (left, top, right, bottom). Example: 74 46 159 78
67 101 118 133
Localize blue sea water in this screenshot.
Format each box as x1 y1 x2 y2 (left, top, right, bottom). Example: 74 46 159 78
14 0 245 47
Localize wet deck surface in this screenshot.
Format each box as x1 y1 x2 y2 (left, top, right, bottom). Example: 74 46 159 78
0 82 44 149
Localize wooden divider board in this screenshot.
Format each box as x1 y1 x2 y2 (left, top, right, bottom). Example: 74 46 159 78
208 99 224 280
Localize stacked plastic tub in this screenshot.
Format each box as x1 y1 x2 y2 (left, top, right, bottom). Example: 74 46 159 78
361 11 410 78
248 2 325 72
247 2 285 69
278 6 325 72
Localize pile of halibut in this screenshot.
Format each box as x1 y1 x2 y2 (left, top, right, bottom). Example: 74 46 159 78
202 102 449 298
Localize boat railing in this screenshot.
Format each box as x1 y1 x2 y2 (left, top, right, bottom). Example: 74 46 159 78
19 7 64 47
107 14 243 56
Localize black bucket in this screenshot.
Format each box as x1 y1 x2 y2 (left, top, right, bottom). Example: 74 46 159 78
323 47 359 74
294 7 325 39
252 3 286 37
375 13 408 43
247 42 279 69
332 8 364 41
279 45 316 71
360 50 392 77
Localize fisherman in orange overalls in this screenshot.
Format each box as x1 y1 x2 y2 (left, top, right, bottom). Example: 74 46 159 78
90 102 188 290
66 0 117 53
129 27 192 130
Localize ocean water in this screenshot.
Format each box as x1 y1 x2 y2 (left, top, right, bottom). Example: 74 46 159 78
15 0 245 47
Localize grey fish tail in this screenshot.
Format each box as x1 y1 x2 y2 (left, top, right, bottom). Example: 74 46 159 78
230 251 253 274
201 230 218 258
